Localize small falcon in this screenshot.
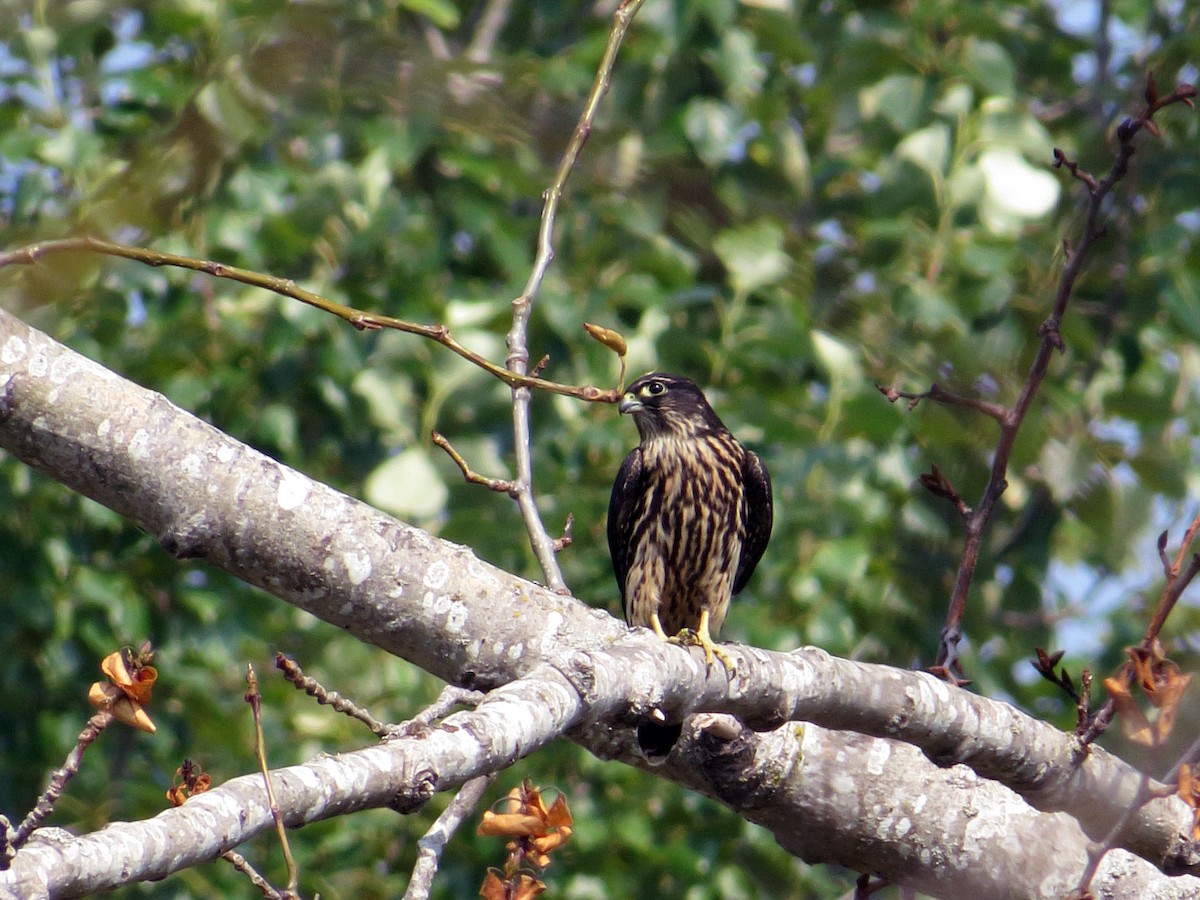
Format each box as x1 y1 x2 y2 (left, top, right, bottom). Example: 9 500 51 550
608 372 773 755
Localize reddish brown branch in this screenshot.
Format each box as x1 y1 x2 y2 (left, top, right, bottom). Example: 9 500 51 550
431 431 519 495
1132 510 1200 661
1083 512 1200 746
0 237 619 405
918 464 972 519
921 76 1196 681
877 382 1007 421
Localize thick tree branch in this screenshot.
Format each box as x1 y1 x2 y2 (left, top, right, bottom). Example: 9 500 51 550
1 664 585 897
2 306 1199 896
7 715 1195 900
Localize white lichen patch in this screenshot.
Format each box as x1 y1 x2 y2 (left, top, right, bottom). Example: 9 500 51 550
445 601 468 633
421 589 468 632
28 350 48 377
423 560 450 590
907 675 956 723
217 445 235 463
1 334 27 364
342 549 372 586
179 453 203 479
128 429 151 460
541 610 564 640
97 419 111 438
49 355 76 383
830 771 856 795
466 558 500 589
865 736 892 776
277 470 310 510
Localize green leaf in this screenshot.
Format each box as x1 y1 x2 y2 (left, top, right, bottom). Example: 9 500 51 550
683 98 750 167
712 219 790 296
399 0 460 28
961 39 1015 97
860 74 928 132
896 122 951 181
810 330 862 386
364 448 448 521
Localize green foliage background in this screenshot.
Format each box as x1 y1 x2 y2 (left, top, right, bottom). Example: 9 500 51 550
1 1 1198 896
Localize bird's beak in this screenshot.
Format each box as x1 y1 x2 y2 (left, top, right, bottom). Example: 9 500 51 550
618 393 642 415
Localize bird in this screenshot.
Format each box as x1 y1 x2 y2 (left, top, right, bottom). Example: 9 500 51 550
608 372 773 758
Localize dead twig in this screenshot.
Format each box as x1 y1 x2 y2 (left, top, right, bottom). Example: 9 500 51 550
1082 510 1200 745
402 774 497 900
884 74 1195 683
245 664 299 896
877 381 1007 422
0 237 618 406
431 432 519 495
275 652 391 737
496 0 646 592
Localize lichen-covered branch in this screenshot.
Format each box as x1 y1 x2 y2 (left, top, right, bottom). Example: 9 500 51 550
2 305 1198 897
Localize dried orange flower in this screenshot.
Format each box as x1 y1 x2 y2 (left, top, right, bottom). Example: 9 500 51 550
477 780 573 898
90 646 158 733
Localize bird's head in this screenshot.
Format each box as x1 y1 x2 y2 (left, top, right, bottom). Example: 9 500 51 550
618 372 724 440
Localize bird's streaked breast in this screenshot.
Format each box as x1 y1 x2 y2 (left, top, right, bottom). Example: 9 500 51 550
623 432 748 636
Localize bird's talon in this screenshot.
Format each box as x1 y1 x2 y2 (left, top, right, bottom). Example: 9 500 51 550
666 622 736 678
711 644 737 679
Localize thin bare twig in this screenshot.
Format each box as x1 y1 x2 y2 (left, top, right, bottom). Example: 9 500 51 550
402 774 496 900
13 712 113 848
386 684 487 741
0 237 618 405
420 21 452 61
553 513 574 553
1144 552 1200 649
877 381 1007 422
500 0 646 592
913 75 1197 682
1083 510 1200 744
222 850 288 900
275 652 391 737
245 664 299 895
431 431 518 494
466 0 513 64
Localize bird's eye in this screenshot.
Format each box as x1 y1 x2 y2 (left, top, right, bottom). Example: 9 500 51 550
644 381 667 397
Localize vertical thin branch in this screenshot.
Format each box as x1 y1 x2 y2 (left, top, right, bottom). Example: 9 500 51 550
503 0 647 591
246 664 299 895
466 0 513 64
932 79 1197 681
14 713 113 847
402 774 496 900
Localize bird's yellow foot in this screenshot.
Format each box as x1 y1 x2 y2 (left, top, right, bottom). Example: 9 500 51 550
660 611 736 677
